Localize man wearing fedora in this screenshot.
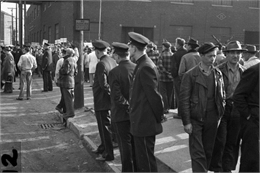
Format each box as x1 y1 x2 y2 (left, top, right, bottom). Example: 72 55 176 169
157 41 174 114
178 37 201 80
128 32 164 172
108 42 137 172
179 42 225 172
242 44 260 70
233 63 259 172
92 40 117 161
210 40 246 172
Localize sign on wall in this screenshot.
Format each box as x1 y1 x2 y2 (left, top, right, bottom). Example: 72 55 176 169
75 19 90 31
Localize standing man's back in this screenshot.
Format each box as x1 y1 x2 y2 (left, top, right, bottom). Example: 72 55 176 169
128 32 164 172
92 40 117 162
178 37 201 79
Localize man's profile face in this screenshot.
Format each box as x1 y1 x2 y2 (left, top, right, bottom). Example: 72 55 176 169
201 49 217 66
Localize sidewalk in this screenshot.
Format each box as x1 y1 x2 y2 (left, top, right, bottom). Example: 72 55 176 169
10 76 239 173
33 77 190 173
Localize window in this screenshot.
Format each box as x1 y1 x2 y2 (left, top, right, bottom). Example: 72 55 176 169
43 3 47 11
48 26 51 42
250 0 260 8
171 0 194 4
37 6 40 16
55 24 59 40
34 8 36 19
212 0 232 6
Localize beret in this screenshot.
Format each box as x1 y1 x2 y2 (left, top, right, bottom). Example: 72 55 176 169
198 42 218 54
162 42 171 48
112 42 129 53
92 40 110 50
128 32 150 48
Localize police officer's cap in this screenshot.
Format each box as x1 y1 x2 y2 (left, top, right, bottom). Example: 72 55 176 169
112 42 129 54
128 32 150 48
92 40 110 50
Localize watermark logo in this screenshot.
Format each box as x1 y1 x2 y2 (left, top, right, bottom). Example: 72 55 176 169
0 142 21 172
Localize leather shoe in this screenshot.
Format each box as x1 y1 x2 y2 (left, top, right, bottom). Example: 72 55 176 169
92 148 103 154
96 155 114 161
95 155 106 161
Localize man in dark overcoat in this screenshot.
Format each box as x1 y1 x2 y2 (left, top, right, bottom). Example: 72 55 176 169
92 40 117 161
128 32 164 172
108 42 136 172
42 43 53 92
233 63 259 172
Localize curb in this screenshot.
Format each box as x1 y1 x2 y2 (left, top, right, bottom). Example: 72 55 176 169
56 110 121 173
56 108 177 172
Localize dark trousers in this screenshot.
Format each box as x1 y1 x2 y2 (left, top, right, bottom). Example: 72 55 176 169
113 121 136 172
189 109 219 172
210 102 240 172
239 117 259 172
134 135 157 172
61 88 75 119
159 81 174 111
95 110 114 160
84 68 89 82
173 77 181 112
57 87 66 113
42 70 53 91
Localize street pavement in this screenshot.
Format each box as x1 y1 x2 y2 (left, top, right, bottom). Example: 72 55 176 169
1 75 240 173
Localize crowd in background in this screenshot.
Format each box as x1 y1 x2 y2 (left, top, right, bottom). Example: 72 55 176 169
0 33 259 172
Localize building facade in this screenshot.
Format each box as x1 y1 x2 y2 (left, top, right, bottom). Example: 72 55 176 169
25 0 259 47
0 11 13 45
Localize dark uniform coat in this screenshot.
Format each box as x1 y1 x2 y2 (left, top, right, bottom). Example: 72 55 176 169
93 55 117 111
129 54 164 137
108 60 136 123
42 48 53 71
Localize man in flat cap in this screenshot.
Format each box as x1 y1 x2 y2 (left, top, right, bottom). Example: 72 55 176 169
41 42 53 92
179 42 225 172
242 44 260 70
108 42 137 172
128 32 164 172
92 40 117 161
210 40 246 172
157 41 174 114
178 37 201 79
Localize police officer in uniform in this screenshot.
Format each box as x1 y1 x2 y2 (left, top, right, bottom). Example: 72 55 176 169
128 32 164 172
108 42 137 172
92 40 117 161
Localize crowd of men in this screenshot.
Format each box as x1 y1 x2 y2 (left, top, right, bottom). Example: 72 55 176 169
0 32 259 172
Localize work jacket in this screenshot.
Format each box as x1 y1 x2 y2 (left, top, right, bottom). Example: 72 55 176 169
179 64 226 126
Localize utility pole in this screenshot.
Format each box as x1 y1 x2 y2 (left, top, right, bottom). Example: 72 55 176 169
74 0 84 109
19 0 23 46
0 0 2 44
16 3 18 45
98 0 102 39
8 7 15 45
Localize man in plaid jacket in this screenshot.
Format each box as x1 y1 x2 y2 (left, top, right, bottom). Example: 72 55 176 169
157 42 174 114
